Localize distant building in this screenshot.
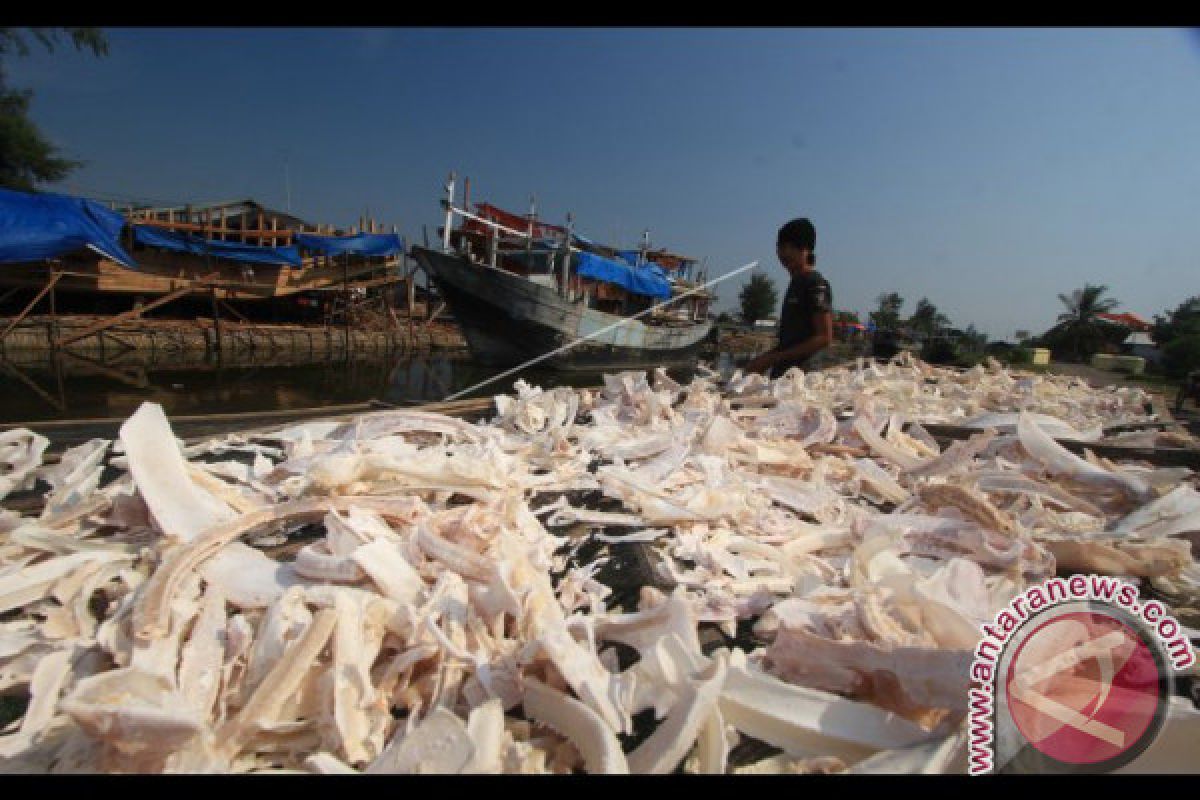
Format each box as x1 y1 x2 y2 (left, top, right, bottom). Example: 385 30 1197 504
1124 331 1161 364
1097 312 1151 332
754 316 778 330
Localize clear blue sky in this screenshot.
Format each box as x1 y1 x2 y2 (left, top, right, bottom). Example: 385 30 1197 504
9 27 1200 339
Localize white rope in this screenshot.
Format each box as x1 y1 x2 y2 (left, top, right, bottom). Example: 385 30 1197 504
442 260 758 401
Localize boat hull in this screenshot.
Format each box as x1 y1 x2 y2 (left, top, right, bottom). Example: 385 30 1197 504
411 247 711 371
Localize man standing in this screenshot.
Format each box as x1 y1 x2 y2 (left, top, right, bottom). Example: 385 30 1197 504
745 218 833 378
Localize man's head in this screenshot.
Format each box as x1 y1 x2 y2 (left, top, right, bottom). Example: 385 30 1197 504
777 218 816 276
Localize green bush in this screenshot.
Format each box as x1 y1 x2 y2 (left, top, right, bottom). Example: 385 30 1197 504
1162 334 1200 379
1006 347 1033 365
922 338 958 365
954 352 986 368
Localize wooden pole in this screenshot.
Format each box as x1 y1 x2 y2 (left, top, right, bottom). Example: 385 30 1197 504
561 214 574 299
211 287 223 362
442 173 455 252
421 302 446 333
406 254 416 315
52 349 67 412
218 298 250 323
48 269 59 351
527 195 535 262
53 278 212 348
0 270 63 344
343 256 350 360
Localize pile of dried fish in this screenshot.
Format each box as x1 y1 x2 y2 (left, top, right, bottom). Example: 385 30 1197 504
0 354 1198 774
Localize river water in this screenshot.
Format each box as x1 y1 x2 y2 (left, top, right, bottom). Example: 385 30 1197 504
0 351 743 424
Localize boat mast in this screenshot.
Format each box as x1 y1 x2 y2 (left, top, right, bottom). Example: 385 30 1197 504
442 172 456 253
560 213 574 300
526 195 536 263
639 229 649 266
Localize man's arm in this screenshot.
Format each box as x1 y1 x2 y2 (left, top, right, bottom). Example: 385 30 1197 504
745 309 833 373
773 308 833 363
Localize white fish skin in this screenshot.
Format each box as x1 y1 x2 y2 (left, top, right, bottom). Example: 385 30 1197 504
1016 412 1151 501
38 438 109 518
964 412 1101 442
0 551 130 615
177 586 227 720
847 728 968 774
365 708 475 774
201 542 302 609
626 651 728 774
852 415 922 470
351 537 424 605
717 652 938 764
0 428 49 501
904 430 996 479
118 403 236 541
1113 484 1200 537
520 678 629 775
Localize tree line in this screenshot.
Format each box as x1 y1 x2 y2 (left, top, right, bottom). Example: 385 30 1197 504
736 272 1200 378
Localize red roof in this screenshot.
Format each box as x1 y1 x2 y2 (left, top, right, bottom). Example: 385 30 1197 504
1097 312 1150 331
467 203 565 240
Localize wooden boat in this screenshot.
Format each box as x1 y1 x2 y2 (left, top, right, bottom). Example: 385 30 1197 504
0 189 429 353
410 176 714 371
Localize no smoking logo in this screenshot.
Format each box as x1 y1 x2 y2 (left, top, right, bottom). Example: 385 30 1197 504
998 606 1170 773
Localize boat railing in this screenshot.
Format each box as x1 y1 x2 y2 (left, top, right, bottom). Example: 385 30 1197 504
436 173 711 322
440 174 584 297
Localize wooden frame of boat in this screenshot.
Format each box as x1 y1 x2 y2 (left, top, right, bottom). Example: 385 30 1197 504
0 197 444 358
410 174 715 371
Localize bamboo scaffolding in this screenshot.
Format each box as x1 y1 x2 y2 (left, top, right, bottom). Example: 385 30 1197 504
52 281 208 348
0 271 62 344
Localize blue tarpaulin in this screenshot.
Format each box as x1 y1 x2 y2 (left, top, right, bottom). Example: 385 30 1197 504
616 250 642 267
0 188 137 268
294 232 405 258
133 225 303 267
615 250 674 278
575 250 671 299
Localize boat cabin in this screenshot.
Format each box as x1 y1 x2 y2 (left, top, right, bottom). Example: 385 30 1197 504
444 188 712 327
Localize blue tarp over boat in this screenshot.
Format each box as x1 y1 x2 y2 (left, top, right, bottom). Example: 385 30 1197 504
0 188 138 268
616 250 642 267
294 232 405 258
575 250 671 299
133 225 303 267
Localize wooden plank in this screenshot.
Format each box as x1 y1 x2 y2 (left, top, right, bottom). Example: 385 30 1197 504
11 401 379 433
218 299 250 323
56 349 149 390
336 273 410 291
52 279 210 348
0 271 62 344
421 301 447 333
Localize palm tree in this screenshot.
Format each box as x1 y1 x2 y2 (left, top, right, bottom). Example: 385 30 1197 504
1054 284 1120 362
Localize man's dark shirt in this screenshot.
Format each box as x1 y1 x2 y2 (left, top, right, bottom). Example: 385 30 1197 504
768 269 832 378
